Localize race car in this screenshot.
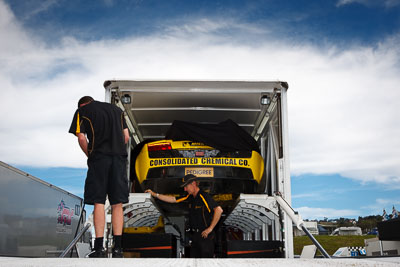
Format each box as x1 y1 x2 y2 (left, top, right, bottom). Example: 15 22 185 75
131 120 265 197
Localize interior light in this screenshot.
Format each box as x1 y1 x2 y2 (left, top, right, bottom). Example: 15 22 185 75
121 94 131 104
260 95 270 105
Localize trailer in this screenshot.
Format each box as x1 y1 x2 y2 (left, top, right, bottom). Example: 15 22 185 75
103 80 295 258
0 161 87 257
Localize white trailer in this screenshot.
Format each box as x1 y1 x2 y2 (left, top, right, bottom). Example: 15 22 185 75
331 227 362 236
103 80 294 258
0 161 87 257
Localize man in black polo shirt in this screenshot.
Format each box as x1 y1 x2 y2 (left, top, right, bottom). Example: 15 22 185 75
69 96 129 258
146 174 223 258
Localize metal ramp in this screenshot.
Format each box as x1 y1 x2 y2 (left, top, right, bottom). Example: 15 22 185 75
123 193 162 228
115 192 329 259
224 194 280 241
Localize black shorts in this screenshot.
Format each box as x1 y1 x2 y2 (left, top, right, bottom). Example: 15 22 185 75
84 153 129 205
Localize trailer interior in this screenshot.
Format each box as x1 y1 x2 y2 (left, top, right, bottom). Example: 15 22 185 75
103 80 293 258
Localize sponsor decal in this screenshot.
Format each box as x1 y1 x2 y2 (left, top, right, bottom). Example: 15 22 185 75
56 199 74 234
150 158 199 166
149 158 249 167
182 142 205 147
185 167 213 177
201 158 249 166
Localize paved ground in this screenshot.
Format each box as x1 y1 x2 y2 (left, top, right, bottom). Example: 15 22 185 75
1 257 400 267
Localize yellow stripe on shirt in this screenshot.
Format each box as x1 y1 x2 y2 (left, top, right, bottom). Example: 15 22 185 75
199 194 211 213
176 194 190 203
76 112 81 134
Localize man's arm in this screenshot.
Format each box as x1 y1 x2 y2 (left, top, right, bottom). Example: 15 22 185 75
77 133 88 157
202 206 223 238
145 189 177 203
123 128 129 144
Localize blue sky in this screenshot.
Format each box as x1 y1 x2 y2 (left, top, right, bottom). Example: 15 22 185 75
1 0 400 220
6 0 400 44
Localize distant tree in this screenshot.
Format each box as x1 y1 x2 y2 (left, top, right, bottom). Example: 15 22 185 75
357 215 382 233
336 217 354 227
317 214 383 234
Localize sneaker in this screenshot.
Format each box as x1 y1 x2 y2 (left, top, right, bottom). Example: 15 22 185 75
112 247 123 258
87 248 107 258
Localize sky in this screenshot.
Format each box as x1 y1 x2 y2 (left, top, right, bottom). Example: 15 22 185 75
1 0 400 220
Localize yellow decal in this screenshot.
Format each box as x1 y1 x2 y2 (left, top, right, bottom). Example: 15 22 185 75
213 194 233 201
148 158 249 167
201 158 249 166
182 141 206 147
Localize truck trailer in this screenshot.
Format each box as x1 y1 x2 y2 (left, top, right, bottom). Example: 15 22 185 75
0 161 87 257
101 80 296 258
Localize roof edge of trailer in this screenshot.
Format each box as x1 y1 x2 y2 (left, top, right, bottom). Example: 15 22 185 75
103 80 289 90
0 161 83 201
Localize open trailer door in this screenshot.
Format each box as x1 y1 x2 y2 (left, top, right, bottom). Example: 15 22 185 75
103 80 293 258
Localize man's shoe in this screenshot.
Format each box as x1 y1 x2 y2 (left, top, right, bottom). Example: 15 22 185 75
112 247 123 258
86 248 107 258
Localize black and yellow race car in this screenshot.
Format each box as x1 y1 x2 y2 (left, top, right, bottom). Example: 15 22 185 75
131 120 265 206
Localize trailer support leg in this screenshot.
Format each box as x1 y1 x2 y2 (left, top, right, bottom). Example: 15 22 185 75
59 223 91 258
274 193 331 259
301 225 331 258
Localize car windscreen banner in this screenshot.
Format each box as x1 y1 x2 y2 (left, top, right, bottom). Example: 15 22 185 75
165 119 260 153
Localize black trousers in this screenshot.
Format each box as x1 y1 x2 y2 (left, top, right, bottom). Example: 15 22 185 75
190 231 215 258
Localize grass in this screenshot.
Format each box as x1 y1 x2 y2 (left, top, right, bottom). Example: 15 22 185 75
293 235 376 256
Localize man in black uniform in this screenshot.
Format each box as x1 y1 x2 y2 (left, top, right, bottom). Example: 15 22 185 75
146 174 223 258
69 96 129 258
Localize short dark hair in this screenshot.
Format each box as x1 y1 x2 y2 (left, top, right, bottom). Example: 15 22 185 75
78 96 94 107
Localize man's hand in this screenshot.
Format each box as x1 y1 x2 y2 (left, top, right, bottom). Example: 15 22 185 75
201 206 223 238
123 128 129 144
145 189 155 198
145 189 177 203
201 227 212 238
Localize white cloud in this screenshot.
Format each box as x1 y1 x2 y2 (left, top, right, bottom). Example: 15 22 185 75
288 39 400 186
102 0 115 7
337 0 400 7
292 193 321 199
0 2 400 190
165 17 269 38
21 0 59 21
361 198 400 215
296 206 359 220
